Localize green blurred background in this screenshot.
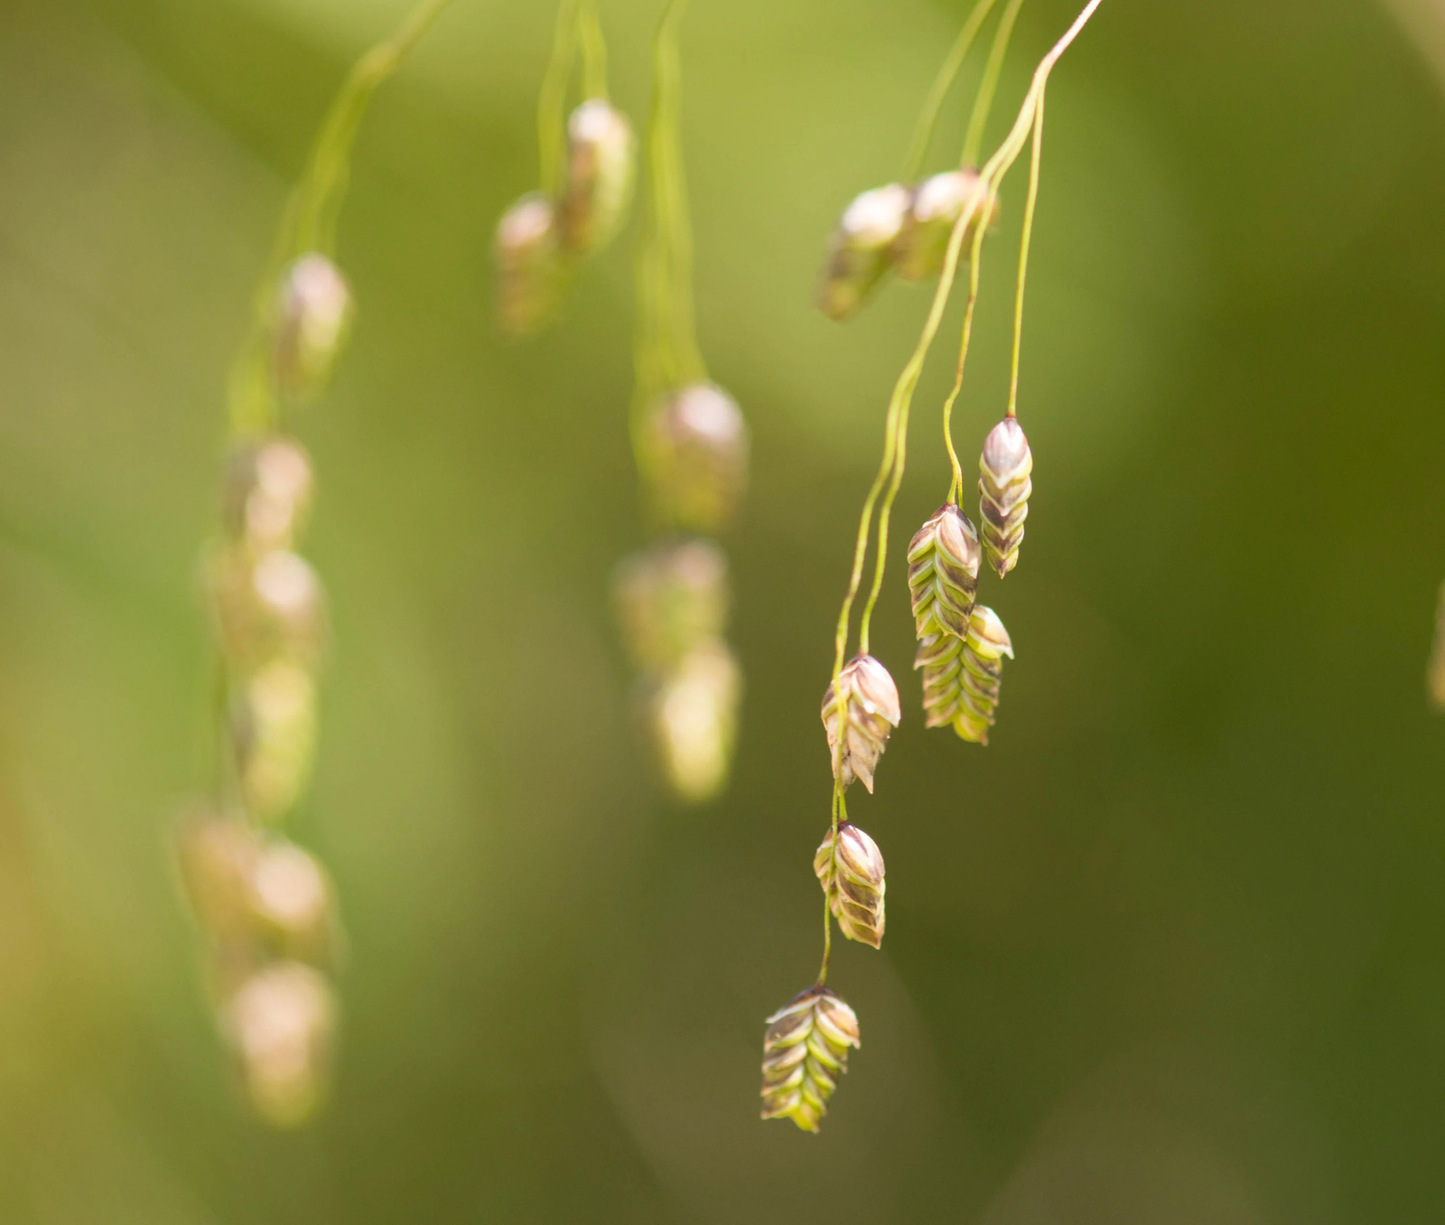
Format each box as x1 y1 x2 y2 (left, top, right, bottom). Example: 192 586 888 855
3 0 1445 1219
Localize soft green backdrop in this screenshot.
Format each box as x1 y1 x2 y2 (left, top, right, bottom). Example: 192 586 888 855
2 0 1444 1220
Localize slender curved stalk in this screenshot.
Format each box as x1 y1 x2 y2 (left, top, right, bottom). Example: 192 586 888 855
1008 92 1045 418
578 0 609 99
961 0 1025 167
900 0 999 184
538 0 580 198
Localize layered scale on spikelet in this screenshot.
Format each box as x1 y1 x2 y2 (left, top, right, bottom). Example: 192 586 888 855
814 822 886 949
914 630 965 729
979 417 1033 578
821 654 902 793
760 986 861 1132
907 503 981 639
954 605 1014 744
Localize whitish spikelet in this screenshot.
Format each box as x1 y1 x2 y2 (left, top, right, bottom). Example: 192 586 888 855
205 544 328 672
954 605 1014 745
821 654 902 794
914 630 965 729
223 961 336 1128
907 503 981 640
979 417 1033 577
817 184 911 321
247 840 341 967
1430 581 1445 712
645 383 749 533
560 99 636 255
895 168 999 283
174 808 262 942
814 822 885 949
273 255 353 402
223 437 314 553
648 640 742 803
495 193 568 337
760 986 861 1132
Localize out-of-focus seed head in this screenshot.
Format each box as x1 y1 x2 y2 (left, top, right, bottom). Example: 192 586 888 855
979 417 1033 578
222 437 314 553
814 822 886 949
205 544 328 672
174 807 262 942
954 604 1014 745
821 654 902 793
613 539 729 673
913 630 964 729
647 640 742 803
223 961 336 1128
907 503 981 640
560 99 637 256
1430 581 1445 711
232 659 318 823
247 839 339 966
816 184 911 322
273 254 353 403
645 383 749 534
894 169 999 283
760 985 861 1133
495 192 568 338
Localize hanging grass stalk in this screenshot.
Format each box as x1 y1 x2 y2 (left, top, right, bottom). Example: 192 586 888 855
177 0 456 1129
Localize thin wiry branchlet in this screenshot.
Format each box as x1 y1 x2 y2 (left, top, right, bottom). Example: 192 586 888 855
895 169 998 283
645 383 749 534
814 822 885 949
821 654 902 794
760 986 861 1133
907 503 981 639
979 417 1033 577
1430 581 1445 712
817 184 911 322
914 630 965 729
273 255 353 403
954 604 1014 745
560 99 636 256
495 193 568 337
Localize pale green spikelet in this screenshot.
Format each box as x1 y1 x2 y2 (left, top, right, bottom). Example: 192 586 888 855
612 538 729 673
821 654 902 794
644 383 749 534
760 985 861 1133
978 416 1033 577
231 660 318 823
560 99 636 255
907 502 980 639
954 604 1014 744
816 184 911 321
814 822 885 949
647 639 742 803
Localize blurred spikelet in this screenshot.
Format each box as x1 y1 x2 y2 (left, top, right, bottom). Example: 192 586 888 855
954 604 1014 744
612 539 729 673
760 986 861 1133
895 168 998 283
560 99 636 255
814 822 885 949
1431 581 1445 711
273 254 353 403
817 184 910 321
978 417 1033 577
645 384 749 534
224 961 336 1128
821 654 901 794
907 503 980 639
647 640 741 803
495 193 568 337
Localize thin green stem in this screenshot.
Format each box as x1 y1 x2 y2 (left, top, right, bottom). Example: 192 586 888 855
900 0 999 184
942 217 991 502
539 0 580 198
578 0 609 99
1007 93 1045 418
961 0 1024 167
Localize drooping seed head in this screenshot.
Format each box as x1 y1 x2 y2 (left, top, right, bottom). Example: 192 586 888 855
560 99 637 255
1430 581 1445 712
954 604 1014 745
816 184 911 321
613 539 729 673
223 437 314 553
247 839 340 966
174 807 262 942
223 961 336 1128
760 985 861 1133
907 503 981 640
979 417 1033 578
645 383 749 533
895 168 999 283
647 640 742 803
821 654 902 793
231 659 318 823
495 192 568 337
814 822 886 949
273 254 353 402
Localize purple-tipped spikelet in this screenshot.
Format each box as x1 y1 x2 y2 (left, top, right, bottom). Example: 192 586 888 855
907 503 981 640
821 654 902 793
814 822 886 949
273 255 353 402
954 604 1014 745
979 417 1033 577
895 168 999 283
560 99 636 256
760 985 861 1132
817 184 911 321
